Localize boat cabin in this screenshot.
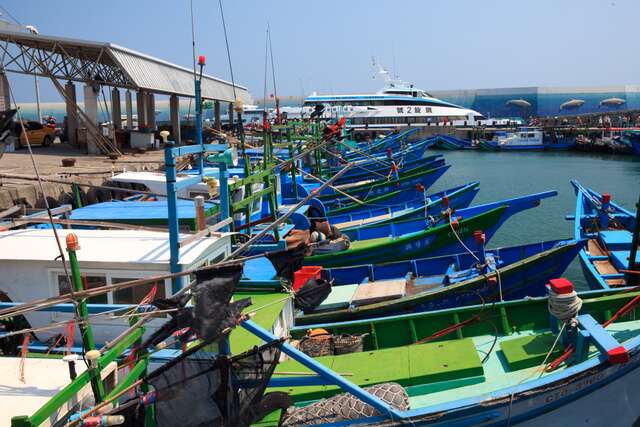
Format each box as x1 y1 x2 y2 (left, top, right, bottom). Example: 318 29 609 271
0 228 231 345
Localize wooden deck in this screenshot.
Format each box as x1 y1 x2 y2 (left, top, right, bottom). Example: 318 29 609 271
588 239 626 286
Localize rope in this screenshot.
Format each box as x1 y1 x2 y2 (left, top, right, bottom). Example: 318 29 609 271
506 321 568 426
547 288 583 321
447 211 480 263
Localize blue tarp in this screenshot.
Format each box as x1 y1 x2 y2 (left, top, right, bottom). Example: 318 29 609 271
69 200 218 221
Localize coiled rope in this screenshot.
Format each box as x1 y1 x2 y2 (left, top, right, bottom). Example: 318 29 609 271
547 288 583 321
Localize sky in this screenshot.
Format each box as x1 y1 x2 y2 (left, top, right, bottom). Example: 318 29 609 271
3 0 640 103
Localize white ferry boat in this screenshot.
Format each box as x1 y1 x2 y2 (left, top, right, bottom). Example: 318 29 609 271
303 60 483 128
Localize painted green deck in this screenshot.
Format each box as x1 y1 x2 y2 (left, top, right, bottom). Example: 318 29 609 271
410 319 640 409
500 332 563 370
229 291 288 352
268 338 483 402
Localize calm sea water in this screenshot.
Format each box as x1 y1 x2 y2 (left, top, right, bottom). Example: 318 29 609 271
426 149 640 289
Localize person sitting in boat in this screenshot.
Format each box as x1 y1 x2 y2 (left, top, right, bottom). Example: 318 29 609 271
308 220 350 254
306 204 350 254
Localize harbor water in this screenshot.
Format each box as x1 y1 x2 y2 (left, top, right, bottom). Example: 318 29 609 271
426 149 640 289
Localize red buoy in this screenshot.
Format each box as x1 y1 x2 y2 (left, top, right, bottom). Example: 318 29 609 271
602 193 611 204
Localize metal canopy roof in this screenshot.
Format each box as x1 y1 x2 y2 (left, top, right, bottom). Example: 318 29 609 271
0 29 251 103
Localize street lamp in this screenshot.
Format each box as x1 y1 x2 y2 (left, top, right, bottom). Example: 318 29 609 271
26 25 41 123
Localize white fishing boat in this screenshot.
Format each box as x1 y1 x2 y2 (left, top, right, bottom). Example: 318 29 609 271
0 228 231 345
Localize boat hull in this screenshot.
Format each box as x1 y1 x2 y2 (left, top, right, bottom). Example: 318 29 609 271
318 164 450 207
296 240 582 325
328 183 480 227
304 205 508 268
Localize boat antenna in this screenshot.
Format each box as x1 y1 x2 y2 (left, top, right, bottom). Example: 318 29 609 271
263 25 268 112
219 0 238 102
186 0 197 125
267 23 279 120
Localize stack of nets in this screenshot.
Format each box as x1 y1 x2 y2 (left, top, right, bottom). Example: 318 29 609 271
281 382 410 426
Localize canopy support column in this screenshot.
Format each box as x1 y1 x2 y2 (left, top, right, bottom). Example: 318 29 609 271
170 94 181 145
111 88 121 130
64 81 78 145
125 90 133 130
136 90 146 130
146 92 156 130
214 100 221 131
83 84 99 154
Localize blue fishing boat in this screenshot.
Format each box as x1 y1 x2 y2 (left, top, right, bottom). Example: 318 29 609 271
435 134 473 150
336 135 438 167
571 180 639 289
310 164 451 209
327 155 444 186
295 238 585 325
267 285 640 426
326 182 480 225
303 191 557 267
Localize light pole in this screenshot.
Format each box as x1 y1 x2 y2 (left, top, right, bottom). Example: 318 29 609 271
25 25 41 123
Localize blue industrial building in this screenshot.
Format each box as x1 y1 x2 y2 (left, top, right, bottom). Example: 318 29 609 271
431 85 640 119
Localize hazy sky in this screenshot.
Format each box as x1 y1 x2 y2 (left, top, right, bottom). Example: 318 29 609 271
4 0 639 102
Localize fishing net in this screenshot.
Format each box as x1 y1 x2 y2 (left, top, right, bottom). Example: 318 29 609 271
265 244 308 283
294 278 332 314
281 382 410 426
192 265 248 342
116 339 283 427
138 265 249 349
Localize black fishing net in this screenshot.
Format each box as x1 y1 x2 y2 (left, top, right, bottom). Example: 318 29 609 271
265 244 308 283
192 265 250 342
294 278 332 313
139 265 249 349
114 339 284 427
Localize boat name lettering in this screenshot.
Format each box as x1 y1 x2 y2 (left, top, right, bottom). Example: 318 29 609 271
396 107 432 114
543 372 606 403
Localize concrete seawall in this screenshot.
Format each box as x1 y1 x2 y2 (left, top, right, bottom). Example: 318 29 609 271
0 144 165 210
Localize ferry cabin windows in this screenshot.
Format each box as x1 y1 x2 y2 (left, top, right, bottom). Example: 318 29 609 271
349 116 467 126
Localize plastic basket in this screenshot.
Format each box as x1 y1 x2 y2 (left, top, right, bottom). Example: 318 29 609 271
299 335 334 357
333 334 367 355
293 266 322 291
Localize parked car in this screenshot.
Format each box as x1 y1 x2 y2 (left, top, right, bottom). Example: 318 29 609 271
17 120 55 148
